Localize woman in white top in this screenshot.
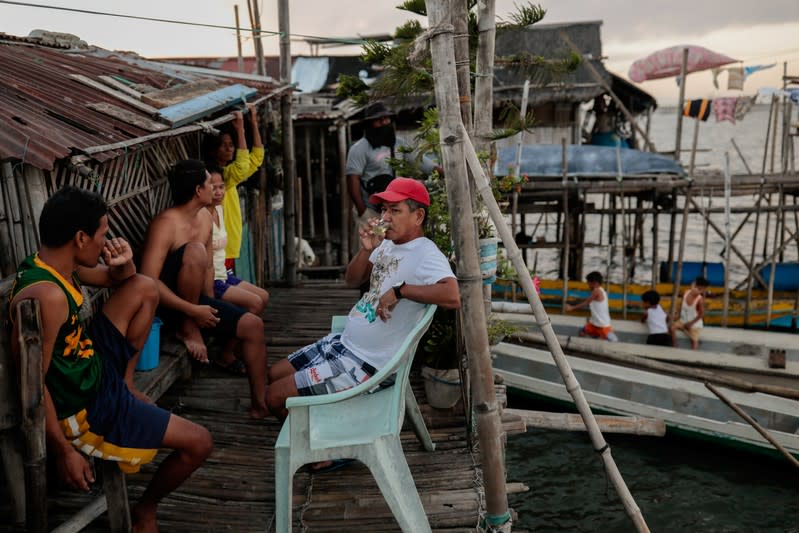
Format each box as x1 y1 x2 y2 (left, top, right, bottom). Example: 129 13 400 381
206 168 271 374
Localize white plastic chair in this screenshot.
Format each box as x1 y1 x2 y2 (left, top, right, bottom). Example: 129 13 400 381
274 304 437 533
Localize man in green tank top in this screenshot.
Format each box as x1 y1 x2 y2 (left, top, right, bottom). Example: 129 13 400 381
9 186 212 532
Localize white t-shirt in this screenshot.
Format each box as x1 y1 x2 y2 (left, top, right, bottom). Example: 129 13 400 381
588 287 612 328
341 237 455 369
646 304 669 334
211 205 228 281
345 136 437 209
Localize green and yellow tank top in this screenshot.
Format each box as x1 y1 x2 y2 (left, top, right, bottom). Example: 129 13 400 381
10 254 102 419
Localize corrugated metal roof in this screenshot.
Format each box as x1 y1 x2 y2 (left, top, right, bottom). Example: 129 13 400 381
0 38 284 170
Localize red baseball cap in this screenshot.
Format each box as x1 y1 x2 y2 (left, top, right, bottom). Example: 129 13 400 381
369 177 430 207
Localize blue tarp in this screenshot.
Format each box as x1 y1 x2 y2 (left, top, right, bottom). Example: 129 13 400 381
495 144 685 178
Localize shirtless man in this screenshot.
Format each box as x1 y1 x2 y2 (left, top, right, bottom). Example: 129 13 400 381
9 186 212 532
140 159 269 418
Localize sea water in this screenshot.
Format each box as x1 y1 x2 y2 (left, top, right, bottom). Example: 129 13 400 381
505 105 799 530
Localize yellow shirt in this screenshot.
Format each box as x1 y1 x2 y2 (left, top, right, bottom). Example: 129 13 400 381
223 146 265 258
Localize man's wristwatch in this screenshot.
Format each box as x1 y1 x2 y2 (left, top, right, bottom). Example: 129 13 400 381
393 281 406 300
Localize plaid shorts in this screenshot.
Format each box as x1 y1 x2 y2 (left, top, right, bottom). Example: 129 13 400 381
288 333 376 396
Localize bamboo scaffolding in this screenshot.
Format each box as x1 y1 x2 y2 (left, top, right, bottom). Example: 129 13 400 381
424 3 510 530
561 138 570 313
461 133 650 532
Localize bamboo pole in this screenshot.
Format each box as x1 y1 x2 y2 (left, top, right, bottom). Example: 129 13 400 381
319 128 332 266
424 3 510 529
561 138 570 313
512 80 531 238
462 134 650 532
234 5 244 73
669 182 692 318
452 0 478 437
616 145 628 319
337 124 350 263
705 382 799 470
723 153 731 327
766 188 783 327
744 96 776 325
504 409 665 436
278 0 297 284
730 138 753 174
473 0 496 152
688 118 700 175
304 127 316 239
674 47 689 161
296 176 303 267
651 188 658 288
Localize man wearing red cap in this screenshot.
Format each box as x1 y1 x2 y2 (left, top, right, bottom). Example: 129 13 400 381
267 178 460 450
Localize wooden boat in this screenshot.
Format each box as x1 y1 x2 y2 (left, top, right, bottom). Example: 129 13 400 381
492 342 799 459
490 309 799 375
492 278 798 328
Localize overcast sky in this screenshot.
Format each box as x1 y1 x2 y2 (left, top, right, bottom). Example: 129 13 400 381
2 0 798 104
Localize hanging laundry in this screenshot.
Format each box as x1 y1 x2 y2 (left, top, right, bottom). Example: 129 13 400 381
727 67 745 90
734 96 756 121
683 99 712 121
790 89 799 104
711 68 723 89
744 63 776 79
714 97 738 123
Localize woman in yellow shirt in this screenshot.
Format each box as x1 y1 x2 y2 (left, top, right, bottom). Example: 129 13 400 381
203 102 264 272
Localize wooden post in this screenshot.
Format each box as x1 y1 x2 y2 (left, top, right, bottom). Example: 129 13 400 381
462 134 650 533
234 5 244 73
337 124 350 263
295 176 303 268
304 127 315 239
688 118 700 175
319 127 332 266
17 300 47 533
561 138 570 313
424 2 510 528
722 153 731 327
766 187 784 327
278 0 297 284
473 0 496 151
674 47 689 161
248 0 266 77
617 145 628 319
512 81 531 238
651 188 658 288
102 459 132 532
669 183 692 317
744 96 776 325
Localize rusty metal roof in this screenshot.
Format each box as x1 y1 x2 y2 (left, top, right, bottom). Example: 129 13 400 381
0 37 285 170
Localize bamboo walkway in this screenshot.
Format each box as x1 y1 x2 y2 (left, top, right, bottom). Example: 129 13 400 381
3 284 526 532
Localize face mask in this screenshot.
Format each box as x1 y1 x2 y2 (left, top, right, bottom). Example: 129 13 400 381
364 123 396 149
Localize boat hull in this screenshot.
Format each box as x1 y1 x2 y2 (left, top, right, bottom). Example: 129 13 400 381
492 343 799 459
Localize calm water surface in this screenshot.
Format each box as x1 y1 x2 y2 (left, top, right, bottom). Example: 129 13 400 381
505 397 799 532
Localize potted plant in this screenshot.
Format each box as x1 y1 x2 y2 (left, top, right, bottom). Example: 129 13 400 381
419 307 462 409
487 315 522 347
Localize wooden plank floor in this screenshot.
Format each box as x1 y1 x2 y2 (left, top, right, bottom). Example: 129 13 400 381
1 283 525 532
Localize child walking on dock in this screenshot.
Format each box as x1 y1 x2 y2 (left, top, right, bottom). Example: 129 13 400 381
565 271 618 342
640 290 671 346
671 276 708 350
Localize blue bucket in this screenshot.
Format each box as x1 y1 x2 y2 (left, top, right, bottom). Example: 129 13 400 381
136 317 162 372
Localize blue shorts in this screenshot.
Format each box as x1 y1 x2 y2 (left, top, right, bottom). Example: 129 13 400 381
288 334 376 396
213 272 243 299
61 312 171 473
